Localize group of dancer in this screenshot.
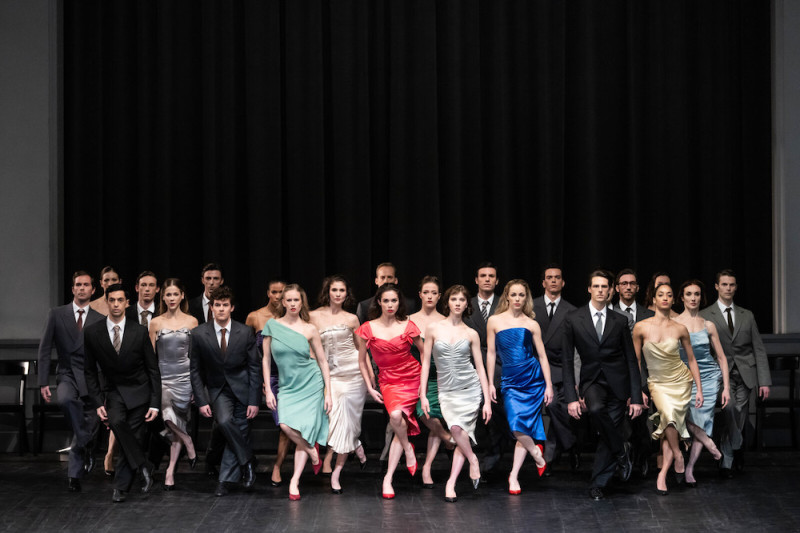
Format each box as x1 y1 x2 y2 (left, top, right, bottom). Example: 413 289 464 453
37 262 771 502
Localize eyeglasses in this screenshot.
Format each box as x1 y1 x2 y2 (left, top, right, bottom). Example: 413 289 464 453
617 281 638 287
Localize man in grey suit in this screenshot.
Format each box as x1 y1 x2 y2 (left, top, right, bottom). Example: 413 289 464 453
533 264 578 471
463 261 508 474
37 271 104 492
700 269 771 476
613 268 655 477
191 286 262 496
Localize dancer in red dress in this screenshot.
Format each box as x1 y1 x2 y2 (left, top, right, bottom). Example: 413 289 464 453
357 283 422 499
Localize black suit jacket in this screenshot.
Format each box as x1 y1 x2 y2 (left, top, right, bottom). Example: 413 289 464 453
188 295 207 325
463 294 501 385
37 304 105 396
190 320 262 408
125 303 161 327
533 296 576 384
356 295 417 324
562 305 642 405
611 302 655 387
84 319 161 410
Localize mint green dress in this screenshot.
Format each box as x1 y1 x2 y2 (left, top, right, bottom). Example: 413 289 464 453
262 319 328 446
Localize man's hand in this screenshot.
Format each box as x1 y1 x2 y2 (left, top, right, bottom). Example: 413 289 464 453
145 408 159 422
568 401 582 419
759 386 770 400
628 403 643 419
199 405 212 418
40 386 52 403
96 406 108 421
246 405 259 419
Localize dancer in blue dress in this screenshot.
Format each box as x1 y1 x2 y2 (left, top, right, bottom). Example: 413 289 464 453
674 280 730 487
486 280 553 495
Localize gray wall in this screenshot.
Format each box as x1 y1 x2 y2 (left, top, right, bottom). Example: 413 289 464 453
774 0 800 333
0 0 58 341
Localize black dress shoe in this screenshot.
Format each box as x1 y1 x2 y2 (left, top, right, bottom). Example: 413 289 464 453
207 466 219 479
68 478 81 492
589 487 604 501
112 489 127 503
140 464 154 493
242 461 256 489
215 482 229 497
83 448 96 474
616 443 633 482
639 456 649 478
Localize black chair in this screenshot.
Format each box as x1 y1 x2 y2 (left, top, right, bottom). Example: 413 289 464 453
0 360 30 454
756 355 799 449
31 361 64 454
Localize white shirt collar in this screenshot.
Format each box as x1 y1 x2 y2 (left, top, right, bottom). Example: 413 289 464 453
479 294 495 306
106 316 126 334
590 303 607 319
544 294 561 306
619 301 637 313
717 300 735 314
137 302 156 315
214 319 232 334
72 301 90 316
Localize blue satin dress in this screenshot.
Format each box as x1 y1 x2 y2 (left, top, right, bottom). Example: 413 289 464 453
679 329 721 435
496 328 546 440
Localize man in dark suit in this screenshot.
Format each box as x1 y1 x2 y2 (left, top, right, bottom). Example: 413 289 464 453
562 270 643 500
463 261 508 474
84 284 161 503
700 269 771 477
189 263 225 324
613 268 655 477
190 286 261 497
355 262 416 324
37 271 105 492
533 264 578 471
125 271 160 327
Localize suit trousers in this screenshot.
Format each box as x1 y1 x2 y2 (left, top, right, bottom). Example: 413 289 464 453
56 372 100 479
106 391 150 491
583 376 626 488
719 366 747 469
212 385 253 479
205 421 227 469
544 381 577 462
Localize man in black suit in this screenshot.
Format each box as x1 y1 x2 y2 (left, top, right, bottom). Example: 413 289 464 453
613 268 655 476
84 284 161 503
125 271 160 327
190 286 261 497
37 271 105 492
189 263 225 324
700 269 771 476
532 264 578 471
355 262 416 324
562 270 643 500
463 261 508 474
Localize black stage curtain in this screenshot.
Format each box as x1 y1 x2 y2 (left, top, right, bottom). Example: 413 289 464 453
63 0 773 328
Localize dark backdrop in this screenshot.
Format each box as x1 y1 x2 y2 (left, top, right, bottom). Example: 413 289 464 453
63 0 773 328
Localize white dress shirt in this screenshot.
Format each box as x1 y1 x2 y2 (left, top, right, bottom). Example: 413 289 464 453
544 295 561 317
106 317 127 344
717 300 736 328
137 302 156 328
214 319 232 348
72 302 90 324
202 294 211 323
589 304 607 336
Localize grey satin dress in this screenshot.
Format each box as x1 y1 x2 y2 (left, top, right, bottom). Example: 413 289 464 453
155 328 192 436
433 339 483 444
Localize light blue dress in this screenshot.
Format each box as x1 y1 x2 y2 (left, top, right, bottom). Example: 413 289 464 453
679 329 722 435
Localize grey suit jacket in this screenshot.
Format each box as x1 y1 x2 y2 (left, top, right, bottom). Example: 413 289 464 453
700 302 771 389
37 303 105 396
190 320 263 408
533 296 576 384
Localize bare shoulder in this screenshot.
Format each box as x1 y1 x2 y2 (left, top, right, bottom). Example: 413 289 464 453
705 320 718 335
526 317 541 334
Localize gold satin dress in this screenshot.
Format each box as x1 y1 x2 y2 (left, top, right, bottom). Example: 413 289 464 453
642 339 693 440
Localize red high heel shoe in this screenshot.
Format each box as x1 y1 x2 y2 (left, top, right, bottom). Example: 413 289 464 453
289 492 301 501
508 476 521 495
536 444 547 477
382 491 395 499
406 443 417 477
312 443 322 475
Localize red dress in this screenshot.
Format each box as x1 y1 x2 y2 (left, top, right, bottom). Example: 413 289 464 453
356 320 422 436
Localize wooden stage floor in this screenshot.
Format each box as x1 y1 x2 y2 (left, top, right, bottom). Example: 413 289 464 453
1 450 798 532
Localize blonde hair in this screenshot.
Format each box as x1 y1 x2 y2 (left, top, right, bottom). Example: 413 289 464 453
494 279 536 320
277 284 311 322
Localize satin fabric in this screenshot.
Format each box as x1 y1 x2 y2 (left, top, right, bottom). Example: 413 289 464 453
321 324 367 454
412 339 443 420
434 339 483 444
680 329 722 435
644 339 692 440
496 328 546 440
356 320 422 436
262 319 328 446
155 328 192 436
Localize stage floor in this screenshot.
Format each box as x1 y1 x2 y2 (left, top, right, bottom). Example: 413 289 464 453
2 450 798 532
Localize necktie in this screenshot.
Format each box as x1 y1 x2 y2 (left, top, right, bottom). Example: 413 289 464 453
595 312 603 342
725 307 734 334
625 307 632 314
140 310 149 327
481 300 489 321
76 309 84 331
207 305 213 323
220 328 227 356
548 302 555 319
112 325 121 354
